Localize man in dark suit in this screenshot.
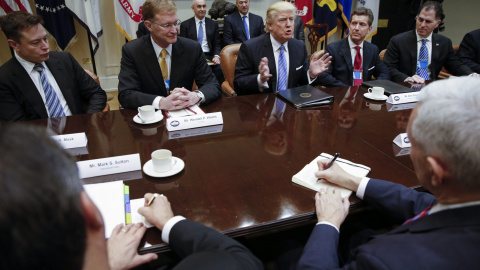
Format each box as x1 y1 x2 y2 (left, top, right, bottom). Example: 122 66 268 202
282 0 304 42
118 0 221 111
458 29 480 73
384 1 475 84
180 0 224 84
317 7 389 87
223 0 265 45
234 1 331 95
0 12 106 122
297 77 480 269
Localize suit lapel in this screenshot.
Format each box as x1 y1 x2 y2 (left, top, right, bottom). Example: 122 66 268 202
45 55 77 112
409 30 418 76
431 34 440 79
205 18 214 50
188 19 197 40
362 42 372 81
264 34 276 91
170 40 184 89
340 38 354 85
287 41 297 88
142 36 168 96
236 13 248 40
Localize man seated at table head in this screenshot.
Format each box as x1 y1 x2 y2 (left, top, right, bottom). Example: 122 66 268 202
297 76 480 269
234 1 331 95
317 7 390 87
223 0 265 46
0 11 107 122
118 0 221 111
281 0 304 42
179 0 224 84
383 1 477 84
458 28 480 74
0 124 262 270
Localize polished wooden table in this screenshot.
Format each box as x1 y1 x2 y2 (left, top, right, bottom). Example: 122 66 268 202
27 85 419 253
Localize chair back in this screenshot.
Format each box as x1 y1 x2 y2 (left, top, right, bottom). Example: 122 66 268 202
379 49 387 62
220 44 241 96
305 23 329 55
310 49 325 62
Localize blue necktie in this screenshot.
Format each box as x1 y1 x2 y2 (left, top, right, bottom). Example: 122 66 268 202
278 45 287 92
243 15 250 40
33 64 65 118
197 20 204 45
416 39 429 80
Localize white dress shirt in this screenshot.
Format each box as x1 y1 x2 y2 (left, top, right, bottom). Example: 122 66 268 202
348 36 364 69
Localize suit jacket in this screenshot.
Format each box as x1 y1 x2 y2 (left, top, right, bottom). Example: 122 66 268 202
234 33 309 95
0 51 106 122
384 30 473 82
298 179 480 270
317 38 390 87
294 16 305 42
169 219 263 270
118 35 221 109
223 12 265 46
180 17 221 58
458 29 480 73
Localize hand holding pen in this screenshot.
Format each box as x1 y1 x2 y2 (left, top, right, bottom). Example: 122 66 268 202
317 153 340 183
138 193 173 230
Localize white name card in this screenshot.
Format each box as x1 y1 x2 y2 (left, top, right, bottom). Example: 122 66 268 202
166 112 223 131
77 154 141 179
387 92 419 105
52 133 88 149
393 133 411 148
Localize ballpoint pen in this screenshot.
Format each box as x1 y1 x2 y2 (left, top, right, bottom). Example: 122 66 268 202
317 153 340 182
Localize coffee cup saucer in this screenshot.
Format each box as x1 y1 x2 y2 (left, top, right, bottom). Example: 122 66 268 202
134 111 164 124
143 157 184 178
364 93 388 101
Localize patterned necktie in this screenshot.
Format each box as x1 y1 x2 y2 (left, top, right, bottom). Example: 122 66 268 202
403 205 434 224
159 49 168 80
33 64 65 118
278 45 287 92
275 99 286 119
353 46 363 86
243 15 250 40
197 21 204 45
417 39 429 80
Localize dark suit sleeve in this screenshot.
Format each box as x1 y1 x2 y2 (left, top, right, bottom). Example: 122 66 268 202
234 43 261 95
442 38 473 76
298 224 340 270
190 43 222 103
383 36 409 82
168 219 263 270
458 31 480 73
0 64 35 121
223 16 234 46
316 44 348 87
370 47 390 81
179 22 188 38
212 22 222 56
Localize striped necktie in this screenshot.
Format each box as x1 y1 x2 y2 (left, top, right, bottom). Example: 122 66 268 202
403 205 434 224
33 64 65 118
243 15 250 40
278 45 287 92
197 21 204 44
416 39 429 80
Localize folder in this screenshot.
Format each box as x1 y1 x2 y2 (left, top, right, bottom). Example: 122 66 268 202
277 85 334 108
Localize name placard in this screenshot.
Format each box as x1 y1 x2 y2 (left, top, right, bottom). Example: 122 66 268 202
387 92 419 104
77 154 141 179
52 133 88 149
393 133 411 148
166 112 223 131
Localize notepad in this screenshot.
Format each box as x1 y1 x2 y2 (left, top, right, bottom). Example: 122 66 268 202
292 153 371 198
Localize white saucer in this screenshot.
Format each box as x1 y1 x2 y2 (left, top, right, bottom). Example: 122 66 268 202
143 157 184 177
364 93 388 101
134 111 164 124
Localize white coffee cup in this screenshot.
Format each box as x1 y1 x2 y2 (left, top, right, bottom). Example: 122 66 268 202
368 87 385 98
151 149 176 173
138 105 155 122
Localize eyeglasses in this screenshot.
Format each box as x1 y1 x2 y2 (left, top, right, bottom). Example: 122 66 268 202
150 19 181 30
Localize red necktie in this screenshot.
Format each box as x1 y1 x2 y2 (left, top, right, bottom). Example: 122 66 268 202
353 46 363 86
403 205 434 224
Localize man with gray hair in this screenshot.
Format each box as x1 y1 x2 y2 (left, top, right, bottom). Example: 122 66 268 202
234 1 331 95
298 76 480 269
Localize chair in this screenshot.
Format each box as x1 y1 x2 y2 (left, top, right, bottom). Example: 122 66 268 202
379 49 387 62
310 49 325 62
84 69 110 112
438 45 460 79
305 24 329 56
220 44 241 97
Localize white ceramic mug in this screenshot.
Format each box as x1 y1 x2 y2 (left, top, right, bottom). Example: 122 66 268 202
138 105 155 122
368 87 385 98
151 149 176 173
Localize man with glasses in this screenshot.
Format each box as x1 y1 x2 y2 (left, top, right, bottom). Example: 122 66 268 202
223 0 265 46
118 0 221 110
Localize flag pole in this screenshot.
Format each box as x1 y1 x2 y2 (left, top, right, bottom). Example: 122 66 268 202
87 30 97 75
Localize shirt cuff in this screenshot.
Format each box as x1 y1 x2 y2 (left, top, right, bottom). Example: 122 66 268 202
153 96 162 110
355 177 370 199
161 215 186 244
257 74 269 92
316 221 339 233
307 70 317 84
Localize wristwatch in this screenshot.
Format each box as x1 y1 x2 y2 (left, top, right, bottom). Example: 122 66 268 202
193 90 204 104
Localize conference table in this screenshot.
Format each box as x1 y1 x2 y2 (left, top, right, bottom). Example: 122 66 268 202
26 85 420 254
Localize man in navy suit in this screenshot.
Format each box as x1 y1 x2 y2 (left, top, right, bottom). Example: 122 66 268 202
223 0 265 45
0 11 106 122
458 29 480 73
384 1 476 84
234 1 331 95
317 7 389 87
118 0 221 111
180 0 224 83
297 77 480 269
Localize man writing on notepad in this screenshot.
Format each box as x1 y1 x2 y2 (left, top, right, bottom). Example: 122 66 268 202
297 77 480 269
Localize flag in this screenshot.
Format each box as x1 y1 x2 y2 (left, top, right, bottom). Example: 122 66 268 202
114 0 145 41
0 0 32 15
295 0 313 25
313 0 338 42
34 0 76 51
338 0 352 27
357 0 379 40
65 0 103 54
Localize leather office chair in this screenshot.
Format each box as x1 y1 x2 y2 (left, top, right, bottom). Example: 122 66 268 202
84 69 110 112
379 49 387 62
438 45 460 79
305 23 329 56
220 44 241 97
310 49 325 62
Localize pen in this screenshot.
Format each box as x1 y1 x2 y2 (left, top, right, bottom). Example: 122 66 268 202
147 193 159 206
317 153 340 182
186 107 197 115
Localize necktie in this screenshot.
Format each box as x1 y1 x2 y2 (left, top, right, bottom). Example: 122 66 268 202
33 64 65 118
197 21 204 45
353 46 363 86
278 45 287 92
243 15 250 40
403 205 433 224
275 99 286 119
159 49 168 80
417 39 429 80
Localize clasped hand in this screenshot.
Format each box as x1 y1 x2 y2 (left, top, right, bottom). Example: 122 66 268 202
158 88 199 110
